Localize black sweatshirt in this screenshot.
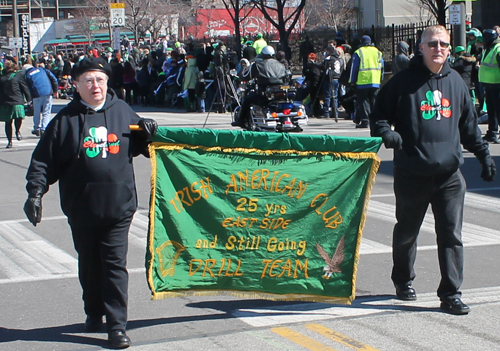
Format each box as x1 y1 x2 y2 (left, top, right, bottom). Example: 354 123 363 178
370 55 489 176
26 91 147 226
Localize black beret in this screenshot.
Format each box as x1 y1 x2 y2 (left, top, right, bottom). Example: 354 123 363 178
71 57 112 80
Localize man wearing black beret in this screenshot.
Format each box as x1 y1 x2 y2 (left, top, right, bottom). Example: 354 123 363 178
23 56 157 349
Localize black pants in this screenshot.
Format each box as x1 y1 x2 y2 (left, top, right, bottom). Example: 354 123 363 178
70 217 131 331
239 92 268 127
484 83 500 136
124 81 139 105
391 168 465 300
355 87 378 125
308 85 322 117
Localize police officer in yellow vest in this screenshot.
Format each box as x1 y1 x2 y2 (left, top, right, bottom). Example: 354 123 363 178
479 29 500 143
349 35 384 128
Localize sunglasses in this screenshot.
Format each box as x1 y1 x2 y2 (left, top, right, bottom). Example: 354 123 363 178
426 40 450 49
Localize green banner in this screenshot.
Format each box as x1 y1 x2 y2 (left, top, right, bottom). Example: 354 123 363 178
146 128 382 304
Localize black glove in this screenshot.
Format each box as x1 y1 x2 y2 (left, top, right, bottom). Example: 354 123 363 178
23 188 43 226
479 155 496 182
137 118 158 143
380 129 403 150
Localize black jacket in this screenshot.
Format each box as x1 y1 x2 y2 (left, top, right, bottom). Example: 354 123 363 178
26 91 146 227
251 58 286 92
452 54 476 89
303 61 322 90
370 55 489 176
0 70 31 106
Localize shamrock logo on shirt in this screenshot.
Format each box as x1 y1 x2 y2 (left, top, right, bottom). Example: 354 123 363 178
83 126 121 158
420 90 452 120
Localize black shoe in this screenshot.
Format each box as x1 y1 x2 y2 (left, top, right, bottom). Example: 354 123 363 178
483 133 500 143
440 297 470 315
395 284 417 301
84 315 104 333
6 141 12 149
484 137 500 144
355 123 369 129
16 131 22 141
316 115 328 118
31 129 40 137
231 121 242 127
108 330 131 349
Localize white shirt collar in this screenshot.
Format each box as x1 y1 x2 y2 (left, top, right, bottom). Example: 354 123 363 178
81 100 106 111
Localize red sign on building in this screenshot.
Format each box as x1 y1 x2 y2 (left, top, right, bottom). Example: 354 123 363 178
187 7 304 39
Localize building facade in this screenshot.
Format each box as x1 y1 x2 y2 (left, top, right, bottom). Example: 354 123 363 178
472 0 500 29
0 0 88 38
357 0 473 28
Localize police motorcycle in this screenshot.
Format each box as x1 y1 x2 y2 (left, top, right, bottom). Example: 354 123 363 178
232 51 307 133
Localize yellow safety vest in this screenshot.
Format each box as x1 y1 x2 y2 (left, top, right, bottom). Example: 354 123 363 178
354 46 383 85
479 43 500 84
253 38 268 55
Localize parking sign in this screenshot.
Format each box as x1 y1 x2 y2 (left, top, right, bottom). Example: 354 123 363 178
449 5 461 25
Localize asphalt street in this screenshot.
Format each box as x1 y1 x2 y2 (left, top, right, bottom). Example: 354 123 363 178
0 99 499 351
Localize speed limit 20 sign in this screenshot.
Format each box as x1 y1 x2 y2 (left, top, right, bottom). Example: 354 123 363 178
110 3 125 27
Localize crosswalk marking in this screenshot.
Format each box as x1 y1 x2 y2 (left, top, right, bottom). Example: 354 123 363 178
129 212 150 248
0 212 150 284
233 286 500 328
0 222 77 280
361 199 500 255
1 192 500 284
465 191 500 212
0 140 39 148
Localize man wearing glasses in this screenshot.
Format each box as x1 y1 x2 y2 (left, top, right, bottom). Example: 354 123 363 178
23 57 157 348
369 25 496 315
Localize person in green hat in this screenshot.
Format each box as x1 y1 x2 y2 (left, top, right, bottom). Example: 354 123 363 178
252 33 267 55
466 28 482 56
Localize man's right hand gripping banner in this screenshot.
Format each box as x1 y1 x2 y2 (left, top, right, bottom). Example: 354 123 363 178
146 128 382 304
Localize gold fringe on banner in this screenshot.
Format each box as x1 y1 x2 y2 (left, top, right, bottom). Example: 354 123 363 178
151 289 352 305
350 153 381 301
146 143 159 295
152 142 381 161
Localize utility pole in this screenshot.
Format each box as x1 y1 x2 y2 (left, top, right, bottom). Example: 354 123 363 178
450 1 466 49
13 0 19 37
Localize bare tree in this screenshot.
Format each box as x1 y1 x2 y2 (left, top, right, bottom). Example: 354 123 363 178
123 0 153 43
83 0 114 40
304 0 356 31
73 1 111 48
251 0 307 60
221 0 254 57
407 0 451 25
401 0 435 23
124 0 184 43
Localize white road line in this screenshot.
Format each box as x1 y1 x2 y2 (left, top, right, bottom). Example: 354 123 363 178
232 286 500 327
464 192 500 212
129 212 149 248
0 213 150 284
0 267 146 285
362 199 500 255
0 141 39 147
0 222 77 279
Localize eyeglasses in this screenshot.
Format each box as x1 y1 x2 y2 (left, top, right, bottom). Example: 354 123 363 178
426 40 450 49
78 77 108 87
